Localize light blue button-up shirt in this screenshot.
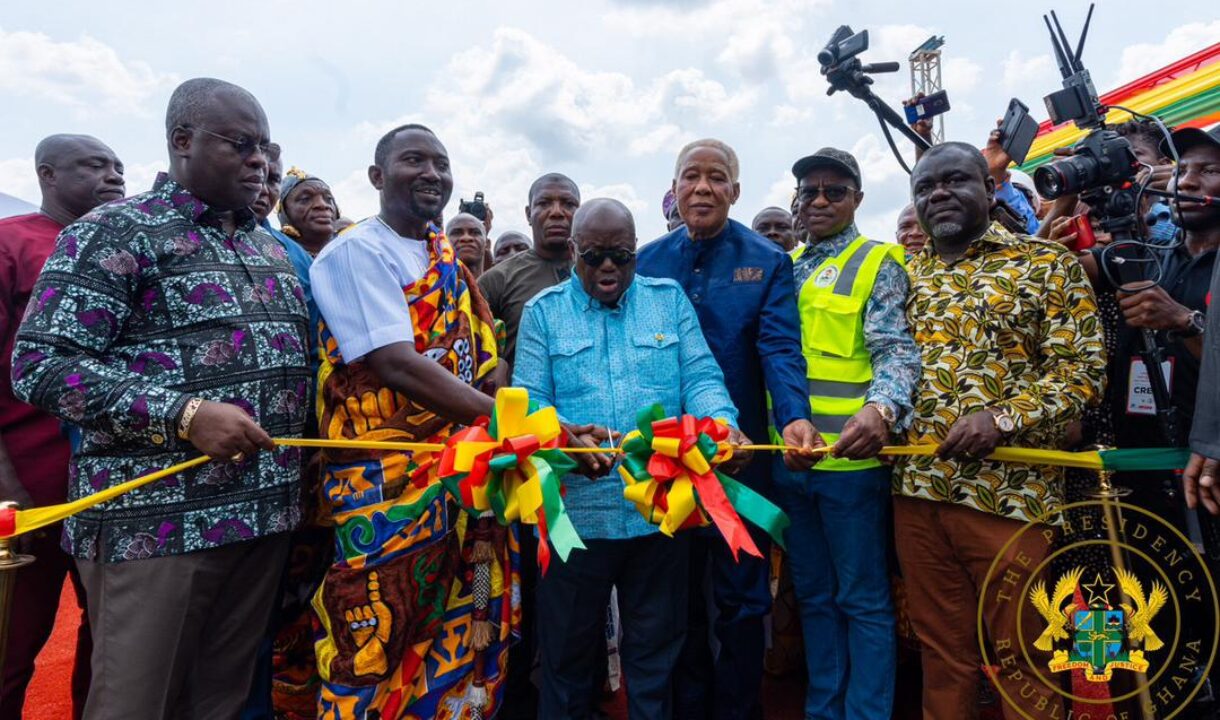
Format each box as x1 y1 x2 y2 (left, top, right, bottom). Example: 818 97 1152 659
513 275 739 540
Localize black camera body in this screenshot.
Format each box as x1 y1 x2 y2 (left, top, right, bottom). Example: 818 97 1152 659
1033 128 1137 200
1030 7 1138 209
459 191 487 221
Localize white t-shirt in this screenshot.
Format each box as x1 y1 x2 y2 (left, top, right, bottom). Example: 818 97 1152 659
309 217 430 361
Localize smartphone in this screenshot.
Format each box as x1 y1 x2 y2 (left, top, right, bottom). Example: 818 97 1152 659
1069 213 1096 251
904 90 951 124
998 98 1039 166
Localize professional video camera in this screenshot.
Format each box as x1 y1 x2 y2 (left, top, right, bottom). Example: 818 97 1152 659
1029 5 1144 243
818 26 930 172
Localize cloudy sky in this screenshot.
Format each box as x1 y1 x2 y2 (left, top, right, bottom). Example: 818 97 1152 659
2 1 1217 242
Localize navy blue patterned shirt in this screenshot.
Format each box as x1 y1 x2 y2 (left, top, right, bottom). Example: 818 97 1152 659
12 175 310 563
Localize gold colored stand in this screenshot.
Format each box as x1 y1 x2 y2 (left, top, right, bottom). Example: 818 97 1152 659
0 501 34 681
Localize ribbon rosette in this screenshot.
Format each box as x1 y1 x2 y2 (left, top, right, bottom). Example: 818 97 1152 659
618 405 790 560
436 388 585 573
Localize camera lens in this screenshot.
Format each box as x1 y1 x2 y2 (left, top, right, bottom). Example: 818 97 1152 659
1033 165 1066 199
817 48 836 66
1034 155 1100 200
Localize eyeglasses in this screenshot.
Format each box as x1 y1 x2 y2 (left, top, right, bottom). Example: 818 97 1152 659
182 126 279 160
797 184 855 204
579 248 636 267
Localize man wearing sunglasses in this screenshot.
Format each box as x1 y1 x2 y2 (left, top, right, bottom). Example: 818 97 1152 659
782 147 920 719
514 198 743 719
12 78 310 720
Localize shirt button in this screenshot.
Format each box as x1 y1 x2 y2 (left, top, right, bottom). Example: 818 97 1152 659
694 267 702 274
151 432 165 445
692 294 702 302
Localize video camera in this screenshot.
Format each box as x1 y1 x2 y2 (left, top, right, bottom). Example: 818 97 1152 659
459 191 488 222
818 26 930 171
1030 5 1139 213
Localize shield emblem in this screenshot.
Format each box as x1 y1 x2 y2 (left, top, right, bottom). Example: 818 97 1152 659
1071 608 1128 675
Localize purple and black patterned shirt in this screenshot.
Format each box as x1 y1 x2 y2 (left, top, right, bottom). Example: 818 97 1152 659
12 175 311 563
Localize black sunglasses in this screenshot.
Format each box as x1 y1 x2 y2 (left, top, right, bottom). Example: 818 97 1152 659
182 126 279 160
579 248 636 267
797 184 855 204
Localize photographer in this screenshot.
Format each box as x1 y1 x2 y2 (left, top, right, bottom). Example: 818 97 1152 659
1078 129 1214 528
1165 127 1220 513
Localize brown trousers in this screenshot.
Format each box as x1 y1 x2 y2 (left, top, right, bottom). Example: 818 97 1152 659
76 534 289 720
893 495 1065 720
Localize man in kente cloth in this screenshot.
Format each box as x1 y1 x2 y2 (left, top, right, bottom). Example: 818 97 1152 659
308 123 516 719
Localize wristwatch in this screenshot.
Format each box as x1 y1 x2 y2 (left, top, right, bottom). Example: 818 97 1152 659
987 408 1017 435
1182 310 1206 338
866 402 896 430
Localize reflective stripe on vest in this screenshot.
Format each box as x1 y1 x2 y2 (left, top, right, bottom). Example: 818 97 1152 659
771 236 903 471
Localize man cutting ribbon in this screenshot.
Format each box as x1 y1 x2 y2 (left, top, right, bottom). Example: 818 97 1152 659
513 198 744 719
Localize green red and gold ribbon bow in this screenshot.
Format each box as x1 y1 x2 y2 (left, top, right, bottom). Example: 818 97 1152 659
436 388 585 573
618 405 790 560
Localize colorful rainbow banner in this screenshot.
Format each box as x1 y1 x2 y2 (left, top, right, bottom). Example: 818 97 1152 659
1017 42 1220 173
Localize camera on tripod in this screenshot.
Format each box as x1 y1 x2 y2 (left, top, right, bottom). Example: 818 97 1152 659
1030 5 1138 204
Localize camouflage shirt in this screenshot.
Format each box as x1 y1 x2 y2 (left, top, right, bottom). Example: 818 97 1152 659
12 175 311 562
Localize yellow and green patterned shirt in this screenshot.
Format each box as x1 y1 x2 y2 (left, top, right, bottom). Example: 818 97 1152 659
896 223 1106 523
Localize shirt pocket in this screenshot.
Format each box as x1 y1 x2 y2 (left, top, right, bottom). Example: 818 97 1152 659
550 335 598 399
630 330 681 390
803 293 865 358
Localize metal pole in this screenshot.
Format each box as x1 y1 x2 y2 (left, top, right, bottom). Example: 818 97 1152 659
0 501 34 683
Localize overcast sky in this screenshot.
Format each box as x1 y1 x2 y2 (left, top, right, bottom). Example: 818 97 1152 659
2 1 1217 242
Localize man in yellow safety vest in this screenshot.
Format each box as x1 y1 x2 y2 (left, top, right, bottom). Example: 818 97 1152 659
776 147 921 719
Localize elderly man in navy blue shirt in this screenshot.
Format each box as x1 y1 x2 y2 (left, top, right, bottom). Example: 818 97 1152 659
637 138 818 719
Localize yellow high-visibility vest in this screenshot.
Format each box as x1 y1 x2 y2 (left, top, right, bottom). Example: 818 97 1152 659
773 235 904 472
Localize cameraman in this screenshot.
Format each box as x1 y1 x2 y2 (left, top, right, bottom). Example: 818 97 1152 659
1171 127 1220 512
1078 126 1213 523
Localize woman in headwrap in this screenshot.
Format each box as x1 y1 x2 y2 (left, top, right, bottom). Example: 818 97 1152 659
279 167 340 256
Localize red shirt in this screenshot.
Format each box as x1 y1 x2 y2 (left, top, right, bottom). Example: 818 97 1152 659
0 213 70 506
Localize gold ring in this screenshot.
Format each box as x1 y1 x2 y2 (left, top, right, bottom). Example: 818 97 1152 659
230 452 245 463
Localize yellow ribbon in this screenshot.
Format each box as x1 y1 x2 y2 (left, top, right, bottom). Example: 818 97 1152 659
0 441 1110 539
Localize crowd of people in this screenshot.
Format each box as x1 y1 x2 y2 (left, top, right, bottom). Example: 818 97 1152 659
1 72 1219 720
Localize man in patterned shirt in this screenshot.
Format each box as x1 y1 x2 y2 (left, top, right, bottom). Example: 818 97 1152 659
12 78 309 719
896 142 1105 718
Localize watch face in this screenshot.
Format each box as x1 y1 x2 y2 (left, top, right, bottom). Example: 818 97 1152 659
998 415 1016 433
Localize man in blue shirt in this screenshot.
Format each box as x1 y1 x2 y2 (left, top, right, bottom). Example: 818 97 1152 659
636 138 818 719
515 198 744 719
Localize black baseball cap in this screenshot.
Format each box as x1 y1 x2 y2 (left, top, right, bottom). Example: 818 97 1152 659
1160 126 1220 158
791 147 862 188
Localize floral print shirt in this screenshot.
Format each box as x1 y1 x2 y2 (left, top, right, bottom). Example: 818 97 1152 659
12 175 311 563
896 223 1106 523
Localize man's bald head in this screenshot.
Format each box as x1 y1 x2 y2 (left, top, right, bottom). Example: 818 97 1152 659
165 78 262 137
34 134 125 223
572 198 635 241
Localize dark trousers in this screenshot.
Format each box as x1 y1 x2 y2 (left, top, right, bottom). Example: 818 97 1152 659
76 534 290 720
674 527 771 720
538 533 690 720
776 466 895 720
0 525 90 720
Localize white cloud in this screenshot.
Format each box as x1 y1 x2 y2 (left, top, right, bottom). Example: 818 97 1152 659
0 27 176 115
1002 50 1057 91
0 157 37 205
1112 21 1220 87
580 182 649 218
330 168 378 223
770 104 814 127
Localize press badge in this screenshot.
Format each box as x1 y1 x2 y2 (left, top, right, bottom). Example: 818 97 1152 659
1126 358 1174 415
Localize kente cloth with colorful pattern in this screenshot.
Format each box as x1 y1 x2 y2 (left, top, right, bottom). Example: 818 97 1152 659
896 223 1106 523
312 224 513 720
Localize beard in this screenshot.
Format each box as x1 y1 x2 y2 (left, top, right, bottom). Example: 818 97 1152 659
932 221 964 239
